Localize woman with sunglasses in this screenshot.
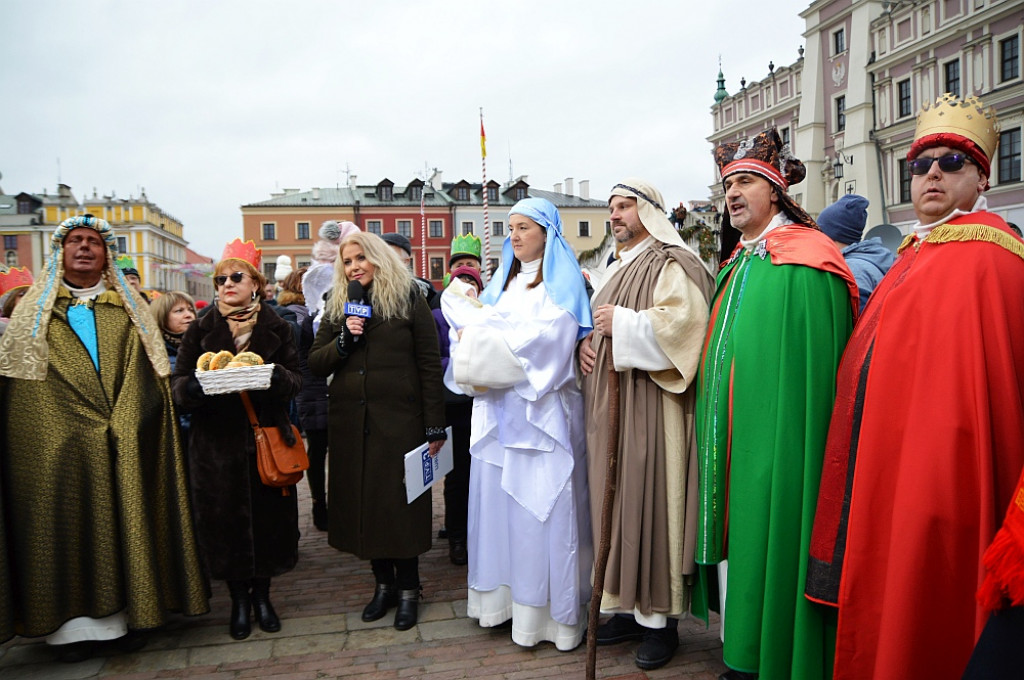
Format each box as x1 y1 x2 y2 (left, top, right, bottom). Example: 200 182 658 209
308 231 446 632
171 238 302 641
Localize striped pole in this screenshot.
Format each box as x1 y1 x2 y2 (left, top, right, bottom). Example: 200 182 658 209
420 188 427 278
480 107 490 283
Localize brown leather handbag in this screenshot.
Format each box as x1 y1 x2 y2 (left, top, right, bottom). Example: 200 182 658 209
240 391 308 494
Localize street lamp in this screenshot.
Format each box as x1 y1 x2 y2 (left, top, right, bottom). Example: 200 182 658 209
833 150 853 179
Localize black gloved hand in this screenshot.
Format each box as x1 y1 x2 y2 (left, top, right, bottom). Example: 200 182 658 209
186 376 205 400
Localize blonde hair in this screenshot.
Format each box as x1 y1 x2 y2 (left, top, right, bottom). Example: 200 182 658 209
324 232 413 323
151 290 197 334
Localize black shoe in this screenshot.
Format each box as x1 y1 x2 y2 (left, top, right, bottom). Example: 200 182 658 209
394 588 420 631
719 671 758 680
437 525 448 539
55 641 96 663
635 625 679 670
449 540 468 566
227 580 252 640
251 577 281 633
362 583 398 622
312 501 328 531
596 614 646 645
110 630 147 653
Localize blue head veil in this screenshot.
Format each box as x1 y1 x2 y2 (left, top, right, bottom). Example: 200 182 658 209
479 197 593 340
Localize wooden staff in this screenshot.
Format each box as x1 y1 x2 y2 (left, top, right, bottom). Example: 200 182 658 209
586 338 621 680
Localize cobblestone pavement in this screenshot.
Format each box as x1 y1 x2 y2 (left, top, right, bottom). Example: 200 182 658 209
0 481 727 679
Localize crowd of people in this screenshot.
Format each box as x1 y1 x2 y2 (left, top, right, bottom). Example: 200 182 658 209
0 92 1022 680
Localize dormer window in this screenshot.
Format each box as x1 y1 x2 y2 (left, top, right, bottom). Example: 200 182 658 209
379 185 393 201
409 186 422 201
514 187 526 200
457 187 469 201
487 186 498 201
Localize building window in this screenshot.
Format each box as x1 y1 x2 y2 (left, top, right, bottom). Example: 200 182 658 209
606 220 612 233
116 236 127 253
836 95 846 132
944 59 960 97
397 220 412 238
378 185 393 201
1002 35 1020 82
461 221 474 235
3 236 16 249
367 220 382 235
409 186 422 201
297 221 311 240
514 187 527 200
263 262 276 281
492 220 504 237
6 251 17 267
898 79 912 117
17 199 33 214
487 257 499 275
898 159 912 203
578 221 591 238
262 223 276 240
999 128 1022 184
487 186 498 201
430 257 444 280
833 28 846 55
429 219 444 238
456 187 469 201
780 127 791 146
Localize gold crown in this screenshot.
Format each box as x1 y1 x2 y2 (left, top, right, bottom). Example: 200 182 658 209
221 238 262 270
915 93 1000 161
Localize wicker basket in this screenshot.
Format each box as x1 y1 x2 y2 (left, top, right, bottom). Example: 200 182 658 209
195 363 275 395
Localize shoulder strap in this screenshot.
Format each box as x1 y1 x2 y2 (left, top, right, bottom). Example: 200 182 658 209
239 391 260 427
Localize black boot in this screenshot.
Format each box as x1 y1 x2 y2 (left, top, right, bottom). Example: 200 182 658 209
250 577 281 633
312 500 328 531
394 588 421 631
227 580 252 640
448 538 468 566
362 583 398 622
634 620 679 670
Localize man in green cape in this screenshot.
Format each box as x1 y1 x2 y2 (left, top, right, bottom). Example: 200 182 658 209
695 130 857 679
0 215 208 661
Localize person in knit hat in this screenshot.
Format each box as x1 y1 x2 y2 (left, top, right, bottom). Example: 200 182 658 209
808 93 1024 680
381 232 438 308
0 215 208 660
697 129 858 680
817 194 894 312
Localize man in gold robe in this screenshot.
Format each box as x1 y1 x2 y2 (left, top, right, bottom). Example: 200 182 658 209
0 215 208 661
580 179 714 670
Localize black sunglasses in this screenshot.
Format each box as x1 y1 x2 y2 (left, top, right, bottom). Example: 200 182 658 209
908 152 974 176
214 272 249 286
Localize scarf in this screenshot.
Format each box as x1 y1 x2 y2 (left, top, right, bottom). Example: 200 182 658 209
216 299 260 352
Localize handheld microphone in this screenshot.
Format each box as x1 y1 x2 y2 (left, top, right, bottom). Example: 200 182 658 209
343 280 372 342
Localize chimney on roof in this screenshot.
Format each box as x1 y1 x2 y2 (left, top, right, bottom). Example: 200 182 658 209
579 180 590 200
564 178 574 197
428 169 443 190
554 182 563 194
312 187 320 200
349 174 358 188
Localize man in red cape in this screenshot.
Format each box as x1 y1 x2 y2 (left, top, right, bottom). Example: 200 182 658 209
806 93 1024 679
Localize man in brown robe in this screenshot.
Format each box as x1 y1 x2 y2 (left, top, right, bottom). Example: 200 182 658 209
580 179 714 670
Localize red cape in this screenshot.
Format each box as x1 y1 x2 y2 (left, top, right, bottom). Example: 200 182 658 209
807 211 1024 679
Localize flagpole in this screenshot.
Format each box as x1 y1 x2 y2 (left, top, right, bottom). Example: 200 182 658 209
480 107 490 283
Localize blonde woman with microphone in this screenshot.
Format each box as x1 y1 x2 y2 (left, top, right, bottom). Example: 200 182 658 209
308 231 446 631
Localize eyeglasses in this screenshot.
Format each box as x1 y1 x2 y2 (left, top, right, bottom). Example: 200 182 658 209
908 152 974 176
214 272 249 286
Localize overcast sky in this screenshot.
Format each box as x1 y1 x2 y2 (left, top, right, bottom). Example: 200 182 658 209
2 0 810 259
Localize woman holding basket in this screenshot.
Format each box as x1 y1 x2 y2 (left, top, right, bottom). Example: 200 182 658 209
171 238 301 641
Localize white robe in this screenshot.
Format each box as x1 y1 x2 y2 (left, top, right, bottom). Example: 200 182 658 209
449 259 593 651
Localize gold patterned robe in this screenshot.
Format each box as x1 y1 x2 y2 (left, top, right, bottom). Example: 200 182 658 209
0 288 209 637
